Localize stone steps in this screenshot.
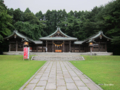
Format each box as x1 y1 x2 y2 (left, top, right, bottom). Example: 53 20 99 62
32 53 84 61
32 56 83 61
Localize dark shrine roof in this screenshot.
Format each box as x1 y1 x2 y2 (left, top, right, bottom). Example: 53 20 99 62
74 31 111 44
39 27 78 41
5 30 43 44
5 29 111 45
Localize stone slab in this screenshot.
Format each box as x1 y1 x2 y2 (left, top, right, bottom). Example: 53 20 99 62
66 83 78 90
46 83 56 90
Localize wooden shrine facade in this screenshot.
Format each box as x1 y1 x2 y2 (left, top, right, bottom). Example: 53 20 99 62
5 28 111 52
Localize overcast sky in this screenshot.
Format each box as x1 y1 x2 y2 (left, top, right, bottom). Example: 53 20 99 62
4 0 113 14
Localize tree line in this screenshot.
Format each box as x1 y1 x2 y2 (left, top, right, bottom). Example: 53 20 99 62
0 0 120 54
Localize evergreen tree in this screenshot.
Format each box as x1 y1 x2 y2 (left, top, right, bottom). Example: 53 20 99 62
2 0 120 54
0 0 13 42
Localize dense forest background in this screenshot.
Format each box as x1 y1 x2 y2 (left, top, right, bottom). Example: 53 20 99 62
0 0 120 54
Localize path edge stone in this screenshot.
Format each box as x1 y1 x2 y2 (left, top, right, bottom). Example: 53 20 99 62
19 61 48 90
83 74 103 90
69 62 103 90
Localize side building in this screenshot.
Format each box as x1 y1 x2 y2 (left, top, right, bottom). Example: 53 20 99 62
4 27 111 53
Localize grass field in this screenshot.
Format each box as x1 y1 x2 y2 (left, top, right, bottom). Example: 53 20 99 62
0 55 46 90
70 55 120 90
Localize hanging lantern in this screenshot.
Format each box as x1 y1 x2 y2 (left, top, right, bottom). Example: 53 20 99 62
100 35 102 39
14 34 16 38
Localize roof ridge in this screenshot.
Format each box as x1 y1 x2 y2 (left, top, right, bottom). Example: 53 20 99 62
14 30 40 41
82 30 111 43
5 30 43 44
82 31 100 42
47 27 72 38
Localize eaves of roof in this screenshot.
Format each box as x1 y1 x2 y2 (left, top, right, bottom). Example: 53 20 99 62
82 31 111 43
74 31 111 45
74 41 84 44
5 30 43 44
39 27 78 41
40 37 78 41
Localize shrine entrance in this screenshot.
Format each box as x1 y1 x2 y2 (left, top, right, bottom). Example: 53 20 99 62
46 40 72 52
54 41 63 52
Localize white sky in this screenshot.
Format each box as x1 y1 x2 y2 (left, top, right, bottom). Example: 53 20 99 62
4 0 113 14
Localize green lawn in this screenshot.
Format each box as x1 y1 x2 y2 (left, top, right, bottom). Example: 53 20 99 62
0 55 46 90
70 55 120 90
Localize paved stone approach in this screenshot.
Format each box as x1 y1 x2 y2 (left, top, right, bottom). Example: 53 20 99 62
20 61 102 90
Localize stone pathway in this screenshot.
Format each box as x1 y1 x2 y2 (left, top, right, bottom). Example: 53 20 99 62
20 61 102 90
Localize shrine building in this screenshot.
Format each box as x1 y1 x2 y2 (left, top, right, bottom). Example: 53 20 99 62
5 27 111 53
